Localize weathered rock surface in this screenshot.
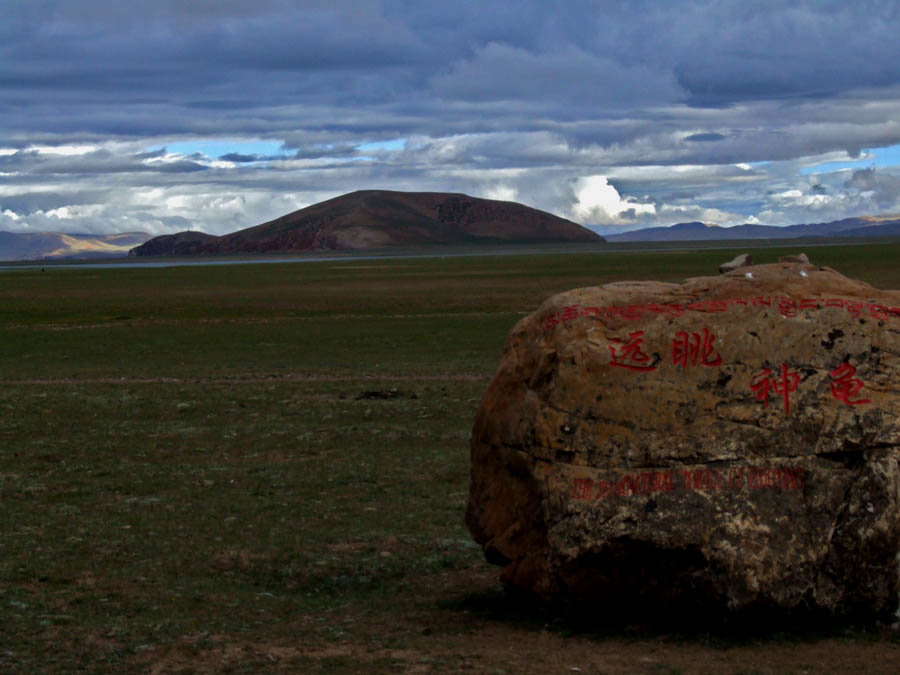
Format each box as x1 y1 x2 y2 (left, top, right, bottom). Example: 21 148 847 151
467 262 900 625
779 252 811 264
719 253 752 274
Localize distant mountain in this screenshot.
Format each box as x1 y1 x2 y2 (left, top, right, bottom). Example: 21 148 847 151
839 220 900 238
0 231 152 261
604 215 900 242
127 231 217 256
130 190 603 256
603 221 773 242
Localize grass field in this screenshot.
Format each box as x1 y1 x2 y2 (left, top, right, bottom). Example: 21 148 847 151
3 242 900 673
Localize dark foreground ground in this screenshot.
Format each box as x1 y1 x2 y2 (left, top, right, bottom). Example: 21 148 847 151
2 243 900 673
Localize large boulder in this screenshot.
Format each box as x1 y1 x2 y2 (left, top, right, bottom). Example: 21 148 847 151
719 252 752 274
466 262 900 625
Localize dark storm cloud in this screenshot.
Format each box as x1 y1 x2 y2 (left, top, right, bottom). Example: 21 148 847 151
430 43 679 107
5 0 900 234
846 168 900 207
6 0 899 142
0 149 207 175
670 2 900 103
685 133 728 143
220 153 262 163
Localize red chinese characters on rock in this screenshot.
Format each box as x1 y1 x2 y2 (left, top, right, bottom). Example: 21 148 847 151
609 330 659 371
545 299 877 412
747 362 871 413
672 328 722 368
829 363 871 406
609 328 724 372
750 363 801 415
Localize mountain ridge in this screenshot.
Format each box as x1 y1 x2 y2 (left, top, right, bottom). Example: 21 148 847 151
130 189 603 256
604 215 900 242
0 231 152 261
6 202 900 262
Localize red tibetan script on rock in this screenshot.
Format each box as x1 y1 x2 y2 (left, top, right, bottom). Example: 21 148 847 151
609 331 658 371
542 297 900 333
750 363 801 415
672 328 722 368
829 363 871 406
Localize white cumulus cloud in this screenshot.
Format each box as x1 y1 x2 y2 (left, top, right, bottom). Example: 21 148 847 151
572 176 656 225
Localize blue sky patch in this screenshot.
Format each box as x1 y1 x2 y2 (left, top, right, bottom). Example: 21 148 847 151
357 139 405 153
148 140 288 159
802 144 900 175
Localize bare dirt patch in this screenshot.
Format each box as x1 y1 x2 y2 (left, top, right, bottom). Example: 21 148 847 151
125 563 900 673
132 622 900 674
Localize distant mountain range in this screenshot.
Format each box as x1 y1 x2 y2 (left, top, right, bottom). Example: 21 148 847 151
5 200 900 262
603 215 900 242
130 190 602 256
0 231 152 262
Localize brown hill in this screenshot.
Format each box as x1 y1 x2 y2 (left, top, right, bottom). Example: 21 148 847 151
130 190 603 255
126 231 217 256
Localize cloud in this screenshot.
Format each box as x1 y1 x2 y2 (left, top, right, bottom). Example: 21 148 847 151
572 176 656 225
748 166 900 225
219 153 263 163
481 184 519 203
431 43 681 108
684 133 727 143
846 167 900 202
3 1 900 236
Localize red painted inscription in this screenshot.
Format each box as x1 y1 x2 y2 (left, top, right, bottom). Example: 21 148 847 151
609 331 658 371
680 467 724 490
545 298 875 412
829 363 871 406
750 363 801 415
672 328 722 368
572 470 676 500
747 466 804 491
571 465 804 500
543 296 900 332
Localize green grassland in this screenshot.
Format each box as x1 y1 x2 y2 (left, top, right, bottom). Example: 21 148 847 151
3 243 900 673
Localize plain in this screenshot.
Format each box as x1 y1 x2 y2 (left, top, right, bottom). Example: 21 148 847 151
3 242 900 673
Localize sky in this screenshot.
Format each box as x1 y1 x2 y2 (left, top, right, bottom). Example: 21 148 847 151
4 0 900 237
